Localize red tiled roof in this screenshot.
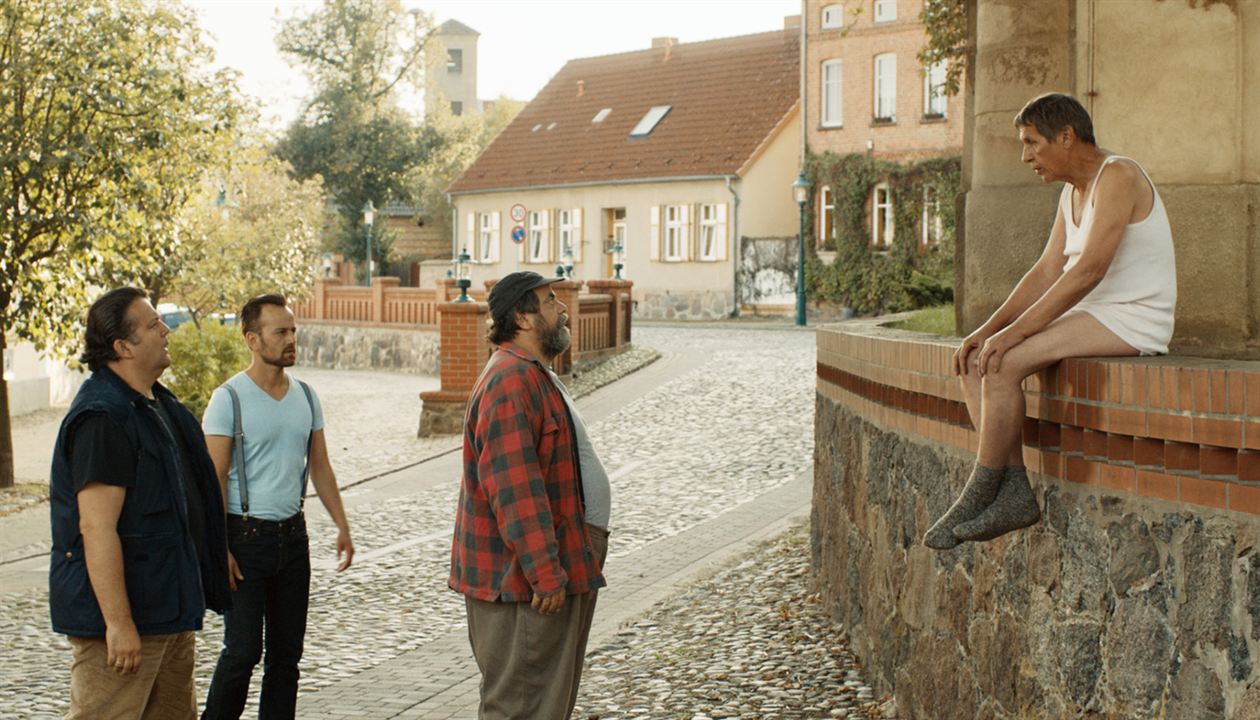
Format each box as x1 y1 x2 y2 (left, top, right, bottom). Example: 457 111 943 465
448 29 800 194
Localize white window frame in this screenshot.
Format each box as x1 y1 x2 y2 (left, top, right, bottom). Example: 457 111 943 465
821 59 843 128
874 53 897 122
698 204 720 261
558 209 574 260
819 185 835 249
874 0 896 22
528 210 551 263
921 186 943 248
821 4 844 29
872 183 893 249
477 212 497 263
924 61 947 118
664 204 688 262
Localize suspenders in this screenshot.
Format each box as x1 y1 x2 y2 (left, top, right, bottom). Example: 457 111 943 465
223 378 316 519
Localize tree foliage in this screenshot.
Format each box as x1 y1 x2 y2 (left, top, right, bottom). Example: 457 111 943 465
0 0 242 356
151 145 327 325
918 0 969 96
413 97 524 246
273 0 438 266
804 152 959 314
164 320 249 419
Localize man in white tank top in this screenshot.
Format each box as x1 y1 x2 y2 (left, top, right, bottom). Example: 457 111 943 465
924 93 1176 550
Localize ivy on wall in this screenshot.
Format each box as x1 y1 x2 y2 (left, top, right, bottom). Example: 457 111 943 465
804 152 960 315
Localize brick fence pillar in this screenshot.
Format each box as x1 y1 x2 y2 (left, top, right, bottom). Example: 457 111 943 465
585 279 633 350
552 279 583 375
371 276 399 324
418 300 491 437
312 277 341 320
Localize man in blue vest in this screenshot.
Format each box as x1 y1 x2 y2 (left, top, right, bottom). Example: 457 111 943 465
49 287 231 719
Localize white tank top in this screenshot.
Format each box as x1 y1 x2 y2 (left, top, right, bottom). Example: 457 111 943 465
1061 155 1176 354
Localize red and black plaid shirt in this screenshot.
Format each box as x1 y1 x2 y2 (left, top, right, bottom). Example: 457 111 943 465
449 342 606 602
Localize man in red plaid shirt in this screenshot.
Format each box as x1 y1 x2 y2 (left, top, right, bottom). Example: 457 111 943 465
450 271 610 719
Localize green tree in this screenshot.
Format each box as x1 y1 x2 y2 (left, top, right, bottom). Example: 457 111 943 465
413 96 523 246
918 0 968 96
150 144 327 326
274 0 437 268
0 0 242 487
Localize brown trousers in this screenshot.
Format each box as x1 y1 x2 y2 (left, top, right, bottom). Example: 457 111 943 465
466 525 609 720
67 631 197 720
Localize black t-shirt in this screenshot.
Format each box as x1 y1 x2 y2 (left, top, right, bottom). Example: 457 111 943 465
69 402 207 572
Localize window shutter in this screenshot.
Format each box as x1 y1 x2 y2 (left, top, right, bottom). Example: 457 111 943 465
649 206 660 261
465 213 475 261
549 209 558 263
490 211 501 263
571 208 583 262
716 203 729 261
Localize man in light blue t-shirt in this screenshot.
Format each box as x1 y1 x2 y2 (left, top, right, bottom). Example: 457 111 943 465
200 294 354 720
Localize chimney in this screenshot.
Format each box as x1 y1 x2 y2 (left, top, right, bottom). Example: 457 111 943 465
576 80 585 97
784 14 801 29
651 36 677 49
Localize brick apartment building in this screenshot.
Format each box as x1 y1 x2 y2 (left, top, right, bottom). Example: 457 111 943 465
803 0 964 255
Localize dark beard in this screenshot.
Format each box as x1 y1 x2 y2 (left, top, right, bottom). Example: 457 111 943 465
539 315 571 358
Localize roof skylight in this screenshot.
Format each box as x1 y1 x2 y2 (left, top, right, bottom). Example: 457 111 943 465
629 105 671 138
592 108 612 123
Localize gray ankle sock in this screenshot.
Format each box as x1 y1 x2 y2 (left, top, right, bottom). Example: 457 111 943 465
923 464 1004 550
952 465 1041 542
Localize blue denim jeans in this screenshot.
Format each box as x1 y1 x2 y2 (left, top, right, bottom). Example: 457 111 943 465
202 513 310 720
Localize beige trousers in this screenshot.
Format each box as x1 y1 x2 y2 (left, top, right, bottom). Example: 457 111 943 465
466 525 609 720
67 631 196 720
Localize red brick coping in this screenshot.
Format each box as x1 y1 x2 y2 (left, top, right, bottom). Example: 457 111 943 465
816 319 1260 515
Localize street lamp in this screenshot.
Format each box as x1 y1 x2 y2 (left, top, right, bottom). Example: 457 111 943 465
792 171 810 327
454 248 471 302
612 241 624 280
362 200 376 286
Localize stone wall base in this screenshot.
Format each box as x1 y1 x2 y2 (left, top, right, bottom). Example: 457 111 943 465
417 393 467 438
635 290 733 320
296 322 440 375
813 394 1260 720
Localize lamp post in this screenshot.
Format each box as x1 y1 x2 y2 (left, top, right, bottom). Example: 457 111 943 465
454 248 471 302
792 171 810 327
362 200 376 286
612 241 624 280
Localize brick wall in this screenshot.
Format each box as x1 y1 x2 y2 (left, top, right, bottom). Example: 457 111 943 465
804 0 964 161
813 317 1260 718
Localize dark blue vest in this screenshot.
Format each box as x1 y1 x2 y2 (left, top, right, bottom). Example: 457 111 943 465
48 367 231 637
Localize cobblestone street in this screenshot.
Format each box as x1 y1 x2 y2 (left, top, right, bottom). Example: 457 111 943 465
0 325 885 719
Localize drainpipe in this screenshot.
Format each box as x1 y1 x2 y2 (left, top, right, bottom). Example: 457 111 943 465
726 175 742 318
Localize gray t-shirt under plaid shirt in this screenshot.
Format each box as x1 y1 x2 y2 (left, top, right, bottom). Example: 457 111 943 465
548 371 611 530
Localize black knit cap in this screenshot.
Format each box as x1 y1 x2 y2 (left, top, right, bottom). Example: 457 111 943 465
487 271 562 324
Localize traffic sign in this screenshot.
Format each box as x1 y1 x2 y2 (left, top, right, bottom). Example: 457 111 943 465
510 203 527 223
511 225 526 244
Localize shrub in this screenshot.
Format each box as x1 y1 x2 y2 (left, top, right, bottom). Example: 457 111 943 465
165 320 249 419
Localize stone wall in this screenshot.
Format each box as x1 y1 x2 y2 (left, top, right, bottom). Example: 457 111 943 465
297 321 440 375
635 289 733 321
814 320 1260 719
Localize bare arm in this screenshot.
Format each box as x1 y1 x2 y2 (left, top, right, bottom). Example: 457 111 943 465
203 434 243 588
78 483 141 674
308 429 353 571
953 204 1068 375
976 162 1141 374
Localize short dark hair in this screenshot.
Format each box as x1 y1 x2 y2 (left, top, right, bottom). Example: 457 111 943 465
1014 93 1096 145
487 288 541 345
80 287 148 372
240 294 288 336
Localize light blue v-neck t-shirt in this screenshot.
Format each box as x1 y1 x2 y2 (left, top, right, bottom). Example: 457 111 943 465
202 372 324 520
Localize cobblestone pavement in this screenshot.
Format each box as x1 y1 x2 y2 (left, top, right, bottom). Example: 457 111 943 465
574 522 894 720
0 326 861 719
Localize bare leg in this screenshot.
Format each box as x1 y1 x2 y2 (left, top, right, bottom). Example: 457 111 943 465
959 348 1023 467
975 313 1137 469
952 312 1139 543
